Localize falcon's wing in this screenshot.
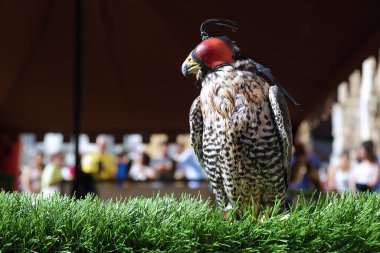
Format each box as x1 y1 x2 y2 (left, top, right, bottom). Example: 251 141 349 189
189 96 204 168
268 86 292 188
250 59 299 106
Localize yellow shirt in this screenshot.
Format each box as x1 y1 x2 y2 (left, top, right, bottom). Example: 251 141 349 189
81 153 117 180
41 163 63 189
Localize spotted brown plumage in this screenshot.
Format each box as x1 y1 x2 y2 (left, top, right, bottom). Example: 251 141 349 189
183 19 293 216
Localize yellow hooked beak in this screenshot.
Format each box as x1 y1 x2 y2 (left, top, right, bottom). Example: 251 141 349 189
181 54 200 77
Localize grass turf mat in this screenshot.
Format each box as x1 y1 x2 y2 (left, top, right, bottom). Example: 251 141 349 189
0 191 379 252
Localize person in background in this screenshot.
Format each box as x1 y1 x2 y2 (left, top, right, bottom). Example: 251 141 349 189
327 151 352 193
115 149 129 181
40 152 64 196
350 140 379 192
174 143 205 187
128 152 155 181
20 151 45 193
289 143 324 192
82 135 117 180
150 141 174 181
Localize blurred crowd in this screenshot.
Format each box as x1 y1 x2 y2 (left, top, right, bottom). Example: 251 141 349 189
20 134 380 197
19 135 205 196
290 140 380 195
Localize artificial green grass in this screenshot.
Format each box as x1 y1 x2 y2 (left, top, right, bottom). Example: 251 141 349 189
0 192 379 252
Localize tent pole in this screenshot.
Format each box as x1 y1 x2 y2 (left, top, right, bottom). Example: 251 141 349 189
71 0 84 198
73 0 82 177
71 0 97 198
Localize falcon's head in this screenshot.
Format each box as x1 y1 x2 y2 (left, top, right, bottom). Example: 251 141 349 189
181 19 240 86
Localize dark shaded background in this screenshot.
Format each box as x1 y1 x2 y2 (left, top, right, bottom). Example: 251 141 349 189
0 0 379 141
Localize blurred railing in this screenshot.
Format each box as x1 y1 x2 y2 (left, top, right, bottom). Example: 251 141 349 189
61 179 213 201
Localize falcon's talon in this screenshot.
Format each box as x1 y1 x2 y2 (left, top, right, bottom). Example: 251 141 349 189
280 213 290 221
